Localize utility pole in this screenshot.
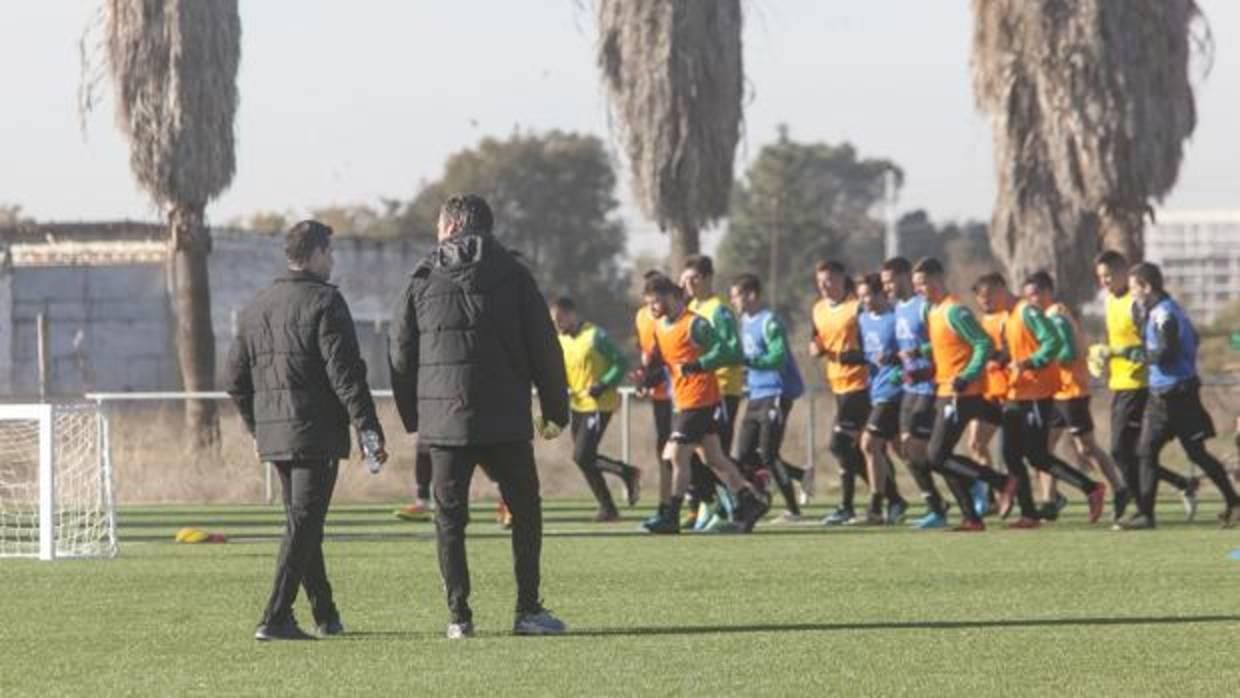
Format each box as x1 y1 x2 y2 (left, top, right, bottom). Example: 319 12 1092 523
883 169 899 260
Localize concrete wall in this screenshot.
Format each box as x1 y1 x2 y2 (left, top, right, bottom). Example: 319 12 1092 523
1 230 429 396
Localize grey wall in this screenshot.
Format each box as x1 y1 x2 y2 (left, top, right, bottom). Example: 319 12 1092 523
2 230 429 396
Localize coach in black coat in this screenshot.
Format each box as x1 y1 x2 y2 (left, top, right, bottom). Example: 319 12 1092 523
226 220 386 641
389 194 569 638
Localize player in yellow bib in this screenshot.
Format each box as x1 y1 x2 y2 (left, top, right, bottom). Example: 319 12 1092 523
552 298 641 522
1093 251 1198 522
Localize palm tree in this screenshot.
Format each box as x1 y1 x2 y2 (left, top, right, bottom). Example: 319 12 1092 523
104 0 240 446
972 0 1204 300
596 0 743 272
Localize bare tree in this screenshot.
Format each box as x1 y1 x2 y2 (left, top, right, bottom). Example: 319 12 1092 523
102 0 240 446
597 0 743 271
972 0 1205 300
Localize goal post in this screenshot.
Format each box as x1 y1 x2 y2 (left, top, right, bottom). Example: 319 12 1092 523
0 403 117 560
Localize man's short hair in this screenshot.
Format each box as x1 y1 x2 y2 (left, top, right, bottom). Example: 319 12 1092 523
285 220 333 265
972 272 1007 293
643 269 664 280
683 255 714 277
1094 249 1127 270
912 257 944 277
857 273 883 295
552 297 576 312
732 273 761 296
815 259 846 275
1024 270 1055 293
881 257 912 275
1129 262 1164 292
440 194 493 235
643 273 682 298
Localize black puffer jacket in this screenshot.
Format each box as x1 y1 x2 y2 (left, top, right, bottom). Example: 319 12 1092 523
389 233 568 446
225 270 383 461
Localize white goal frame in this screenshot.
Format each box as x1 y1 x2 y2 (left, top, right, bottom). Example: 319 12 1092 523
0 403 117 560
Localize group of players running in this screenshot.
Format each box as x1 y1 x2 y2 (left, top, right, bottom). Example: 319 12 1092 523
398 249 1239 534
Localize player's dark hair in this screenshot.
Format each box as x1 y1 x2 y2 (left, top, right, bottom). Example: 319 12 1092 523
912 257 944 277
439 194 493 235
1094 249 1127 270
683 254 714 277
972 272 1007 293
1129 262 1164 293
732 273 761 296
881 257 912 275
285 220 333 265
643 273 682 298
1024 270 1055 293
552 297 576 312
857 273 884 296
642 268 664 280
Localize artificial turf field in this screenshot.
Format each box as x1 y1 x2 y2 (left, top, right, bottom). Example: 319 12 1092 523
3 498 1239 697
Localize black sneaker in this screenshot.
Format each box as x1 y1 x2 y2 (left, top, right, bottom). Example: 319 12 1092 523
255 619 316 641
1118 514 1156 531
736 489 771 533
315 616 345 637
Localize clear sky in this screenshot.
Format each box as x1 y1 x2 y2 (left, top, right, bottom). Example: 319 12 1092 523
2 1 1236 256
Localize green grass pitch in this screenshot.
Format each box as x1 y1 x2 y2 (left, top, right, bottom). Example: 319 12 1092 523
3 498 1239 696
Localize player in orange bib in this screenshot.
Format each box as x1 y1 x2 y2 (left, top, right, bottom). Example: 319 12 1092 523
998 272 1106 527
811 260 903 526
970 273 1013 473
912 258 1018 532
1027 274 1126 523
635 270 675 505
636 274 770 534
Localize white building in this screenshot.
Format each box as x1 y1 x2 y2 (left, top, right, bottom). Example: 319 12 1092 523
1146 210 1240 326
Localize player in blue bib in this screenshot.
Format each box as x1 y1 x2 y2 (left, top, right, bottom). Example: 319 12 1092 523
730 273 811 522
1122 262 1238 529
857 273 908 524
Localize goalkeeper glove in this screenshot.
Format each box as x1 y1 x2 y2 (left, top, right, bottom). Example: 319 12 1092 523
534 415 564 440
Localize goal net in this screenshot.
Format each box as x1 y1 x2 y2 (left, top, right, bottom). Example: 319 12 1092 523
0 404 117 559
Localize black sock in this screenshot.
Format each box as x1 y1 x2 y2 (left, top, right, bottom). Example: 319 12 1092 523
869 494 883 516
841 471 856 512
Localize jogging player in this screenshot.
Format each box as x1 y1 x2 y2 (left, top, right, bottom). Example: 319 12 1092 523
639 274 770 534
998 272 1106 528
634 271 674 505
552 297 641 522
1032 275 1127 522
882 257 948 528
681 255 745 529
913 257 1017 532
857 273 909 524
1121 263 1238 529
730 273 809 522
1093 251 1198 523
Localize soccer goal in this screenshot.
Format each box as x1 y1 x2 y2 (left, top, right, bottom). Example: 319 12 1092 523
0 403 117 560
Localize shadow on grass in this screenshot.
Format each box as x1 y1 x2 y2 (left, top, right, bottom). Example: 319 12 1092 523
570 614 1240 637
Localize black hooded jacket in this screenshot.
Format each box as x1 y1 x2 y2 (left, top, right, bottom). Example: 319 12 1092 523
225 270 383 462
389 233 569 446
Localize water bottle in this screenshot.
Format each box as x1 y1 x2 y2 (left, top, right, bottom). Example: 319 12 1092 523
360 429 383 474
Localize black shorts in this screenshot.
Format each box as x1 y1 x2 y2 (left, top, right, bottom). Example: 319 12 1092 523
866 400 901 441
1050 397 1094 436
834 391 871 433
1139 383 1217 452
1110 389 1147 454
975 398 1004 427
570 410 613 465
670 404 722 444
735 396 788 469
899 392 936 440
927 395 990 466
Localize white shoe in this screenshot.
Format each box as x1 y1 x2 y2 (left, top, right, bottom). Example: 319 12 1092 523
769 510 801 524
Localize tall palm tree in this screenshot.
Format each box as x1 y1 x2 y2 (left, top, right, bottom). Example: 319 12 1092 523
596 0 743 272
972 0 1204 300
104 0 240 446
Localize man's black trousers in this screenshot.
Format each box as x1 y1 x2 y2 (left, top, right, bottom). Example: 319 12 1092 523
261 459 339 627
431 442 542 624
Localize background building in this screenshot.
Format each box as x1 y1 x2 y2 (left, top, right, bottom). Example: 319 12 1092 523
1146 210 1240 326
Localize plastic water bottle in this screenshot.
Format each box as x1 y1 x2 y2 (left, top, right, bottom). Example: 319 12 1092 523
360 430 383 474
